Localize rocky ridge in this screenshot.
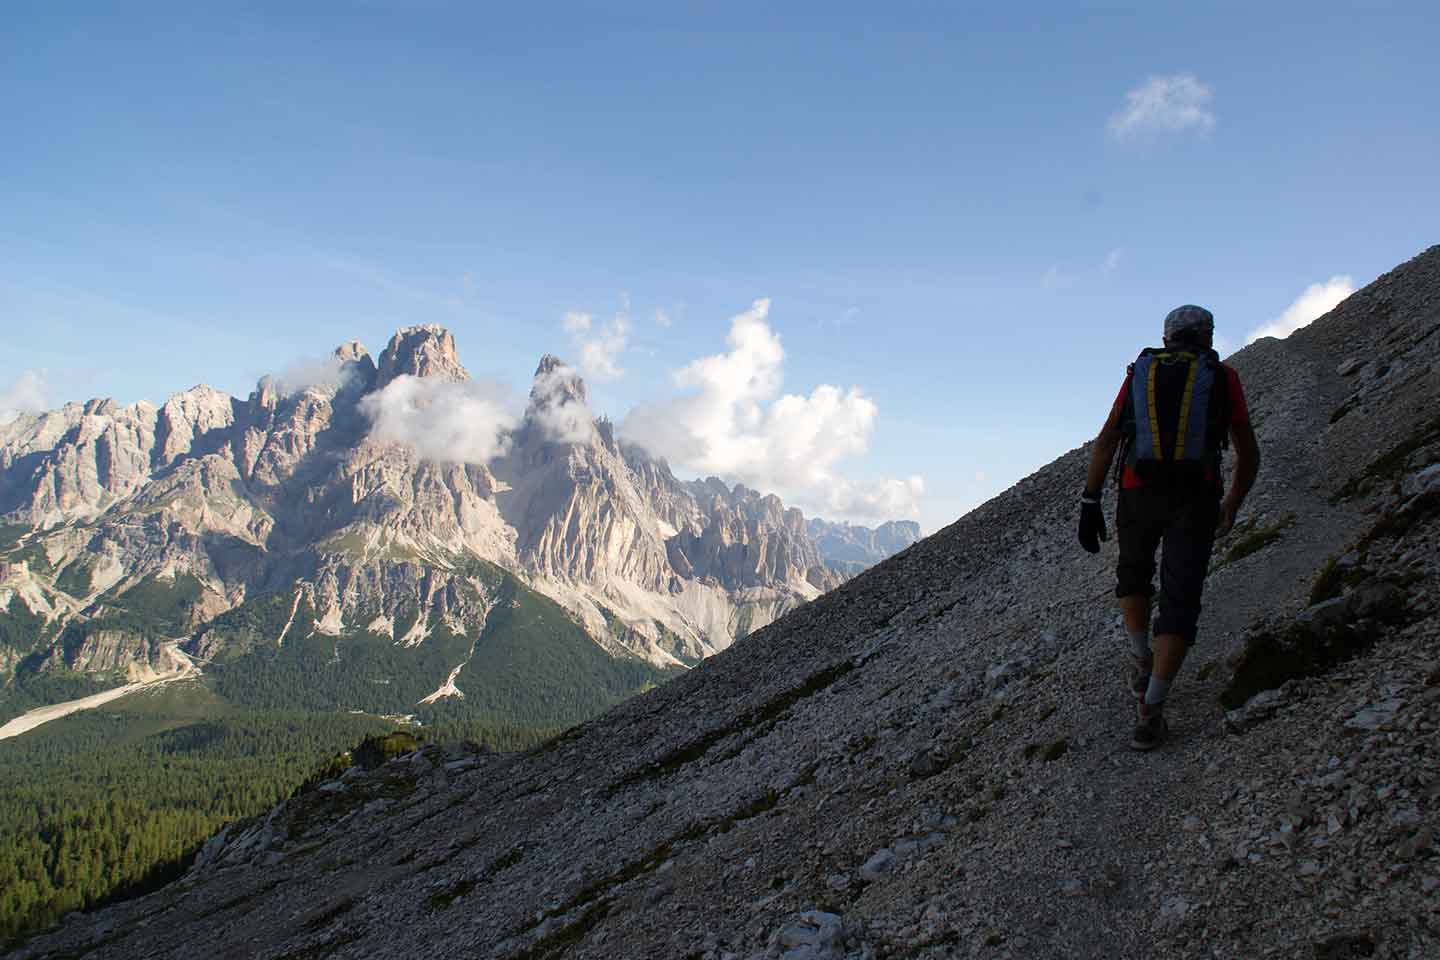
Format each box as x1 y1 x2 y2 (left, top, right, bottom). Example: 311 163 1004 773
13 247 1438 959
0 327 909 706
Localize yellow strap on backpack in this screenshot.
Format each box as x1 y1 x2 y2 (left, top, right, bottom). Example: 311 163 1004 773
1145 359 1163 460
1173 357 1200 460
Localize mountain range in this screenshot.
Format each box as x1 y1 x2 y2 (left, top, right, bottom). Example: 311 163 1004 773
12 244 1438 959
0 329 918 727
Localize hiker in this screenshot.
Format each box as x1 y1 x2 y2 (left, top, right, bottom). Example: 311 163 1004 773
1077 305 1261 750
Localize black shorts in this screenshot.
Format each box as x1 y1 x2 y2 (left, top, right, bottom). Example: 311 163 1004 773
1114 486 1220 644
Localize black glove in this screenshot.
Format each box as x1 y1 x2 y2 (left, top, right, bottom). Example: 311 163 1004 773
1078 492 1107 554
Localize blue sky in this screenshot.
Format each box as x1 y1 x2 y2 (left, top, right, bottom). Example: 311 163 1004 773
3 3 1436 533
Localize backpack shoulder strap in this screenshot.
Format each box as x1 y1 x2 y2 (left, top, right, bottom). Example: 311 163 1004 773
1113 361 1137 487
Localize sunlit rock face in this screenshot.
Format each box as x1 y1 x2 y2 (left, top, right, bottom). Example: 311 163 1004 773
0 327 899 682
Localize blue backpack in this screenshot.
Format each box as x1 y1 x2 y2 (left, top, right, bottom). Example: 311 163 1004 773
1116 346 1230 489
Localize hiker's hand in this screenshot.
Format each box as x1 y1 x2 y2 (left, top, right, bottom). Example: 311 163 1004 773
1216 500 1238 538
1078 493 1107 553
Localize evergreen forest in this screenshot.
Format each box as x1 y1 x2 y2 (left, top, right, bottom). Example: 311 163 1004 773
0 681 557 945
0 547 680 945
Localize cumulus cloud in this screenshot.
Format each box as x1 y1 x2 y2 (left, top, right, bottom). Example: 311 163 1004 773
619 299 922 522
528 365 597 445
564 305 631 383
1108 74 1215 139
360 375 517 464
270 356 355 396
1246 275 1356 344
0 369 48 423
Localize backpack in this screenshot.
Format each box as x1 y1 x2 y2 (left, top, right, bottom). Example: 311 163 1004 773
1115 346 1230 489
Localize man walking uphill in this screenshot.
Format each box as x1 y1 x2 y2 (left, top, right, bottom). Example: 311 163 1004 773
1078 305 1261 750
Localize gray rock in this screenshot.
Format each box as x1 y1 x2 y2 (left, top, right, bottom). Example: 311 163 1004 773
1403 463 1440 497
859 849 896 882
985 660 1027 689
1348 582 1407 621
1344 699 1403 731
1297 596 1352 632
907 749 941 779
771 911 845 959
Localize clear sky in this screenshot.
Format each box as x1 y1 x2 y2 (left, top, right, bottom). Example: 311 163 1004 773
3 2 1436 534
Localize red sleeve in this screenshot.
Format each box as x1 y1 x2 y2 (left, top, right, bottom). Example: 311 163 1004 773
1112 374 1130 416
1225 367 1250 429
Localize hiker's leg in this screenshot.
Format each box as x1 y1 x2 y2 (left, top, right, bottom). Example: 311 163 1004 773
1115 488 1163 702
1114 489 1162 621
1151 633 1187 683
1149 492 1220 705
1119 594 1150 634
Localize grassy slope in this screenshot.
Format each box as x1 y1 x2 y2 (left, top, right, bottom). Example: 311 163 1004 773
206 563 679 729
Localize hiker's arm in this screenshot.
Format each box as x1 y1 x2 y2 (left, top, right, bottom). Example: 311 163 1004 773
1083 404 1123 496
1219 419 1260 535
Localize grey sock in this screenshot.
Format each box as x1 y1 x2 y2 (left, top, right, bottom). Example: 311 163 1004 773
1128 629 1152 661
1144 674 1171 707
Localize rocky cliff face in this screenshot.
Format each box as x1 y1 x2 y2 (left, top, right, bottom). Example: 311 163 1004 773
0 330 892 694
375 324 467 386
14 246 1439 960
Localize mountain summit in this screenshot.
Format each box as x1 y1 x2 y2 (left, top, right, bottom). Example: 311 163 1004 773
12 246 1438 959
376 324 469 386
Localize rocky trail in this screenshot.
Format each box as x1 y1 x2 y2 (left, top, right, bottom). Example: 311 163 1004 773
8 246 1440 960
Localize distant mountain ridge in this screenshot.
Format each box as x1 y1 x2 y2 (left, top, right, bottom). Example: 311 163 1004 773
807 518 923 576
0 328 915 725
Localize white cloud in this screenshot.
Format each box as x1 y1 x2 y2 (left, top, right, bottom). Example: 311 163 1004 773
528 364 597 445
270 355 355 396
1245 275 1355 344
359 374 517 464
619 299 922 522
654 307 672 328
1108 74 1216 139
564 307 631 382
0 369 48 423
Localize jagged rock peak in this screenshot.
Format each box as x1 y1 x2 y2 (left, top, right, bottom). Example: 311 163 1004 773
376 325 468 387
529 354 588 407
332 340 371 364
82 398 117 417
332 340 378 393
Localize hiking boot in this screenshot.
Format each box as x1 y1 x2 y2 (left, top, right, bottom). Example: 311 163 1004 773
1131 703 1168 751
1130 656 1153 702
